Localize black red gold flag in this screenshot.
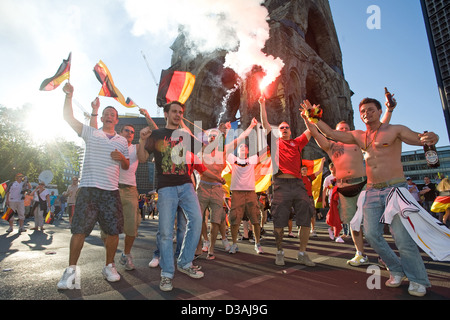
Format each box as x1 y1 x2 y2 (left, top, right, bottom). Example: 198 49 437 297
93 60 137 108
1 207 14 221
39 52 71 91
156 69 195 107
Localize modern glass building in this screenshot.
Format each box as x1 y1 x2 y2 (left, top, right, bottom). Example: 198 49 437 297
402 145 450 185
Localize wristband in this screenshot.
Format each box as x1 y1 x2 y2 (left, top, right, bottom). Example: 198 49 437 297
91 113 98 116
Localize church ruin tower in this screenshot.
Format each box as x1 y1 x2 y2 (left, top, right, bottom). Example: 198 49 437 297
170 0 354 159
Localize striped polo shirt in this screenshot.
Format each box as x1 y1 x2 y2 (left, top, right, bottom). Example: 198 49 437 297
79 125 129 191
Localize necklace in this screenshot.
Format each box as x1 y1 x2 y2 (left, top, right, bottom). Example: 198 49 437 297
363 122 383 151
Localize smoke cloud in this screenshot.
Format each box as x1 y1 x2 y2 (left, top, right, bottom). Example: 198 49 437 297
124 0 284 86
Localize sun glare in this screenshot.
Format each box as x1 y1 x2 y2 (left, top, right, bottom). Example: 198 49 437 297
24 107 80 145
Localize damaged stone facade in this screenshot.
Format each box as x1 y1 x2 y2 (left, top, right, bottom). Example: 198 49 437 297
169 0 354 160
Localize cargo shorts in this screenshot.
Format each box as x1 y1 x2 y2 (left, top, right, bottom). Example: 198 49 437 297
71 187 123 236
271 177 314 228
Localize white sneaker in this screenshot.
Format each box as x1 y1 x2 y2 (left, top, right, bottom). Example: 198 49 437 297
408 281 427 297
347 254 369 267
297 252 316 267
102 263 120 282
57 266 81 290
202 240 210 252
177 265 204 279
119 253 135 271
327 228 335 240
148 257 160 268
385 274 406 288
275 250 285 266
222 238 231 252
229 243 238 254
335 236 344 243
254 243 264 254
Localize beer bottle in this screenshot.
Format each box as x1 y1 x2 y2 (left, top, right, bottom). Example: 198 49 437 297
423 131 440 168
385 87 397 109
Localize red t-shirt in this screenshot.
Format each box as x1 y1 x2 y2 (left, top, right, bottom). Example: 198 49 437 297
267 132 309 179
301 174 316 196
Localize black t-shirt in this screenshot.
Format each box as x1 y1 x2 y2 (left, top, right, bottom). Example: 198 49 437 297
421 182 437 202
145 128 200 190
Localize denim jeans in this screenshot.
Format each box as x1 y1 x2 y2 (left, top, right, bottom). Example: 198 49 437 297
153 207 187 259
157 183 202 279
363 183 430 286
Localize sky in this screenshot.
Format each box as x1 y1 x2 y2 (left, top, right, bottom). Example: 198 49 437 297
0 0 448 152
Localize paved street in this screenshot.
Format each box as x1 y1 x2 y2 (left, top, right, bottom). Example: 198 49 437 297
1 215 449 304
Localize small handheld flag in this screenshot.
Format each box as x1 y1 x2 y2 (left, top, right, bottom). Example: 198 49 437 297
39 52 71 91
1 207 14 221
157 69 196 107
45 211 53 224
0 182 8 199
93 60 137 108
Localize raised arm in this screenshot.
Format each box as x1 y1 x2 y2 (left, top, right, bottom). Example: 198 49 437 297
380 93 397 124
89 97 100 129
301 110 332 153
62 83 83 136
314 157 326 177
137 127 152 163
225 118 258 154
301 100 358 145
139 108 159 130
259 97 271 134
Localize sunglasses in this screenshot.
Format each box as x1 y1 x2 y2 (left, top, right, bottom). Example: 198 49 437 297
123 129 135 134
279 126 290 130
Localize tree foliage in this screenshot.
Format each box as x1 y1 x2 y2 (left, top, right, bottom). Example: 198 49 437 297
0 105 81 192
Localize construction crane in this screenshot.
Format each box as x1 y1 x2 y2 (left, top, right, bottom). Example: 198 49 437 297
141 51 160 116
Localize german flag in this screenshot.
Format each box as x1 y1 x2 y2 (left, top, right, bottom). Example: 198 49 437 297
302 158 325 208
93 60 137 108
0 182 8 199
1 207 14 221
157 69 196 107
431 196 450 213
45 211 53 224
39 52 71 91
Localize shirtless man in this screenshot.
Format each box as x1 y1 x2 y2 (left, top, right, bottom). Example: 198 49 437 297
301 99 394 266
196 125 230 260
302 97 439 297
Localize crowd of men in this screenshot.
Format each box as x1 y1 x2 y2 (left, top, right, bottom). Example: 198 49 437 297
11 82 439 296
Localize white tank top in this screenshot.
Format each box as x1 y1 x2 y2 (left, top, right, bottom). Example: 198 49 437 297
119 144 138 186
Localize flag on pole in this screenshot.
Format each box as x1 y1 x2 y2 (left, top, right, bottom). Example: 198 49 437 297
1 207 14 221
39 52 71 91
157 69 196 107
93 60 137 108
